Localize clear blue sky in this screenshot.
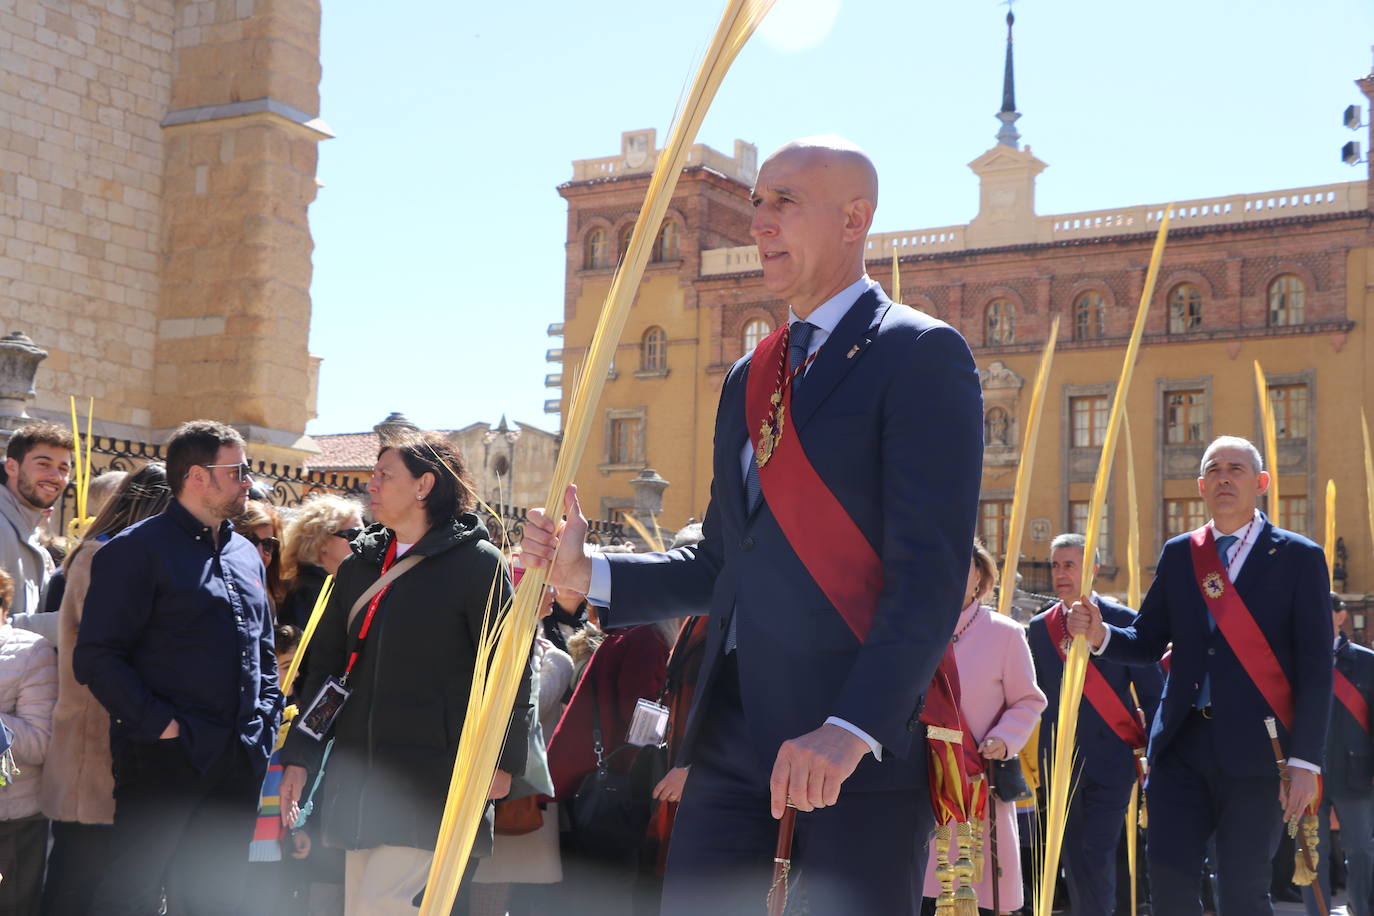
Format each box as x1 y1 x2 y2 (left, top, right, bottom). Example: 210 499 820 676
305 0 1374 437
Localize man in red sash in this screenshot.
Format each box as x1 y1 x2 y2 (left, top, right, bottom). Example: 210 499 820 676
1028 533 1162 915
522 137 983 914
1068 436 1331 916
1301 593 1374 916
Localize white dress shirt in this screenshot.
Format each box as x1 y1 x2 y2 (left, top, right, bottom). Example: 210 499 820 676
587 275 885 759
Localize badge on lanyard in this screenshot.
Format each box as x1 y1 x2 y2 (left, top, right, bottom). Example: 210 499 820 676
298 676 352 741
626 698 670 747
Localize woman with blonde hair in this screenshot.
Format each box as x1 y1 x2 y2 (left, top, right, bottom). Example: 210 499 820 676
278 493 364 629
921 540 1047 916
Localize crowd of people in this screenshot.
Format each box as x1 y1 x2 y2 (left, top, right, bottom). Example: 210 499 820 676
0 135 1362 916
0 418 1363 916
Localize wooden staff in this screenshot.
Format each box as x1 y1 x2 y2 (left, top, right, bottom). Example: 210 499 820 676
986 763 1001 916
767 804 798 916
1265 716 1326 914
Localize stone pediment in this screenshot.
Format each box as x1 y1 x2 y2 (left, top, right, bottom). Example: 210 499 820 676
979 360 1024 392
968 145 1047 176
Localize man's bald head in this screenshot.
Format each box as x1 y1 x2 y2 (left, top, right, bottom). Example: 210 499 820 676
764 136 879 211
749 135 880 316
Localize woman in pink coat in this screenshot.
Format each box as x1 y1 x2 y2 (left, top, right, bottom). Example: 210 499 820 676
922 540 1047 915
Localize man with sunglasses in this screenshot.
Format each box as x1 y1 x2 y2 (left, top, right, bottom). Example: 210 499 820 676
75 420 280 915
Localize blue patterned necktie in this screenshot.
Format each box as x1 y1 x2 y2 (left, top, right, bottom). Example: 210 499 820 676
1196 533 1240 709
743 321 816 513
730 321 817 653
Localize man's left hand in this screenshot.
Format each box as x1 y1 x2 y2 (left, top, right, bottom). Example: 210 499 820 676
769 723 868 819
1281 766 1319 822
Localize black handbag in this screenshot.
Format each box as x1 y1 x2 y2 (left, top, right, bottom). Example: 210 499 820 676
989 756 1032 803
569 687 668 859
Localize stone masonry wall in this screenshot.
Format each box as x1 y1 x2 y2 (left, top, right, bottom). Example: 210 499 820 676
0 0 176 433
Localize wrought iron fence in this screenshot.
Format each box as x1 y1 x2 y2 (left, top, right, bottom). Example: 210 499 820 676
479 502 626 551
52 436 369 535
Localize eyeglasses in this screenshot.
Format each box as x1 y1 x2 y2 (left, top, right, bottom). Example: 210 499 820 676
200 463 254 482
245 533 280 554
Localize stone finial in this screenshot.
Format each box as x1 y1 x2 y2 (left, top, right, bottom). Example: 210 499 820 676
629 467 670 519
374 411 419 445
0 333 49 448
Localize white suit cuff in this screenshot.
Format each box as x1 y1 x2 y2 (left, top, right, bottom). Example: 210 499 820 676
586 551 612 607
825 717 882 761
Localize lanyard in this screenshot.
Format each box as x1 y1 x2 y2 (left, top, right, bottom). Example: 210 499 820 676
342 539 399 683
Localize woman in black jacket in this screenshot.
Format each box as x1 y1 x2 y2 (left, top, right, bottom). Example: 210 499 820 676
279 431 531 915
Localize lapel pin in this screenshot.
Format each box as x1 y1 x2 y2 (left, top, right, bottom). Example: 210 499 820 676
1268 547 1277 555
846 345 859 359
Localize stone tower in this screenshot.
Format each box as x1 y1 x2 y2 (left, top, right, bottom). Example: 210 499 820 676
154 0 329 462
0 0 327 464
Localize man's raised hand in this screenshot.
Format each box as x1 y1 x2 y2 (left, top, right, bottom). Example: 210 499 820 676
521 484 593 595
1066 595 1108 650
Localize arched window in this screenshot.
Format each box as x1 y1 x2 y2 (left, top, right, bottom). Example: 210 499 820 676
742 317 772 353
618 223 636 264
653 221 680 262
1168 283 1202 333
1268 274 1305 326
641 326 667 372
1074 291 1105 340
985 299 1015 346
583 229 608 270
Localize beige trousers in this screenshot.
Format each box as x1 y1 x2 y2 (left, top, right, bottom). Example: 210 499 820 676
344 845 433 916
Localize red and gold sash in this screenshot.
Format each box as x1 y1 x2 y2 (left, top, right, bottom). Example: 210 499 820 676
1188 526 1295 732
745 326 976 821
1045 603 1148 755
746 324 883 640
1334 667 1371 736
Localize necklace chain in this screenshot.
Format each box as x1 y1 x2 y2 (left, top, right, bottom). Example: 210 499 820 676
952 605 983 643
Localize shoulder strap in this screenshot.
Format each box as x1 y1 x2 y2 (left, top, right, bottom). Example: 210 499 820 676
346 554 424 629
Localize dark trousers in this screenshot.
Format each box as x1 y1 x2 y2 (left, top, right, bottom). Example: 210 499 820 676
1062 773 1134 916
1146 712 1284 916
39 821 112 916
0 815 48 916
660 654 933 916
92 737 262 916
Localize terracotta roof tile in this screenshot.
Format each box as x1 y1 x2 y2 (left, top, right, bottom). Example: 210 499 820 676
306 431 379 471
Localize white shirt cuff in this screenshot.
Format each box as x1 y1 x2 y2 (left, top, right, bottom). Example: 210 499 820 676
586 551 612 607
1288 757 1321 775
1092 626 1112 656
825 717 882 761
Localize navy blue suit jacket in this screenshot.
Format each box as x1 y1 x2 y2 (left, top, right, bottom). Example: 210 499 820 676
1100 517 1331 779
1328 636 1374 798
601 287 983 794
1029 597 1163 787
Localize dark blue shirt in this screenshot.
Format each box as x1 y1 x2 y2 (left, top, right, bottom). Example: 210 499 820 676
73 499 279 774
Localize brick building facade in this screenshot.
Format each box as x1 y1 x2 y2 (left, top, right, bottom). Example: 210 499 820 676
552 68 1374 601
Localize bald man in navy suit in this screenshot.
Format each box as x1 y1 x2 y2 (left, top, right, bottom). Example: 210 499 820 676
523 137 983 915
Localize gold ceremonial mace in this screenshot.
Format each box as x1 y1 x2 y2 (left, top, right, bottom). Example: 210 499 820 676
1265 717 1326 914
767 804 799 916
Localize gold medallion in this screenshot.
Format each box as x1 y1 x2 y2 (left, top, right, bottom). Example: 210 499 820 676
756 390 785 468
1203 572 1225 600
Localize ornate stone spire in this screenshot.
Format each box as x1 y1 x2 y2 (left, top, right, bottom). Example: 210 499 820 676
996 8 1022 150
